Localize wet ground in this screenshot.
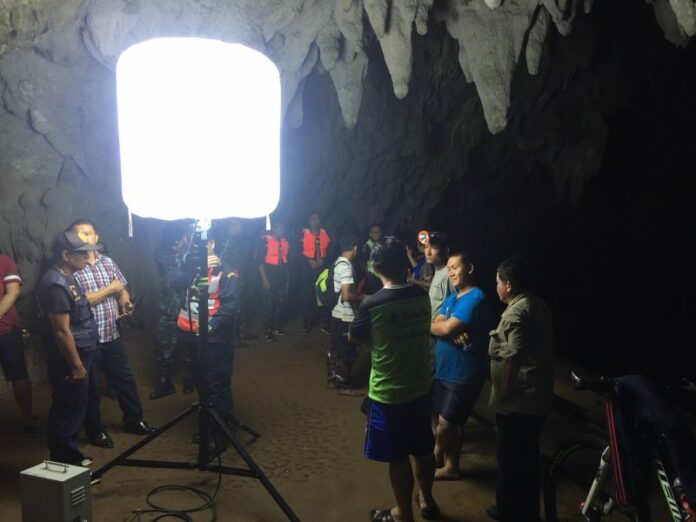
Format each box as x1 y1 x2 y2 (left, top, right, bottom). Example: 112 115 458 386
0 319 686 521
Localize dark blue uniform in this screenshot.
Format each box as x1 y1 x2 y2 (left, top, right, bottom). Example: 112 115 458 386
39 267 100 465
179 262 239 424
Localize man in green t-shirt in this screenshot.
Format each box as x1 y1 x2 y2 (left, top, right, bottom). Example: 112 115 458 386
349 237 439 522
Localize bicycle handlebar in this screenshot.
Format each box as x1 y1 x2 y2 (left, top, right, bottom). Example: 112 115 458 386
570 371 611 395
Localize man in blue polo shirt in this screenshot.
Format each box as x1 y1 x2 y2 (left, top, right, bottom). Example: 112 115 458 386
430 251 490 480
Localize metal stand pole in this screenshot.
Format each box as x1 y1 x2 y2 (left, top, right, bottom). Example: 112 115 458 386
92 220 299 521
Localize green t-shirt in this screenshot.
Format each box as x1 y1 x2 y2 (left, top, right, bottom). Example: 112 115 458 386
349 284 432 404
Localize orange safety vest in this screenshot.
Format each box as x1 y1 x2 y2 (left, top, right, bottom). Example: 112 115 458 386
176 266 233 334
301 228 330 259
263 235 289 265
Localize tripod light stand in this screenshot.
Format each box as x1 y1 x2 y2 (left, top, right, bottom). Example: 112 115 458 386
91 37 299 520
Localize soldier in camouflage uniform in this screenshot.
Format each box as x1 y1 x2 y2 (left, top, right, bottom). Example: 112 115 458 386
150 223 193 400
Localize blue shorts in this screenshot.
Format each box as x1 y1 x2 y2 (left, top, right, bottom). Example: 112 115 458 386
433 378 484 426
364 394 434 462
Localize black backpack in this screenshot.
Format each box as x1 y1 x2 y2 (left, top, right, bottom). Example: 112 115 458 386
315 259 350 308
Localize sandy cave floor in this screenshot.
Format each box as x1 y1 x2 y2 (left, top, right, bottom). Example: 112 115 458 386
0 317 679 521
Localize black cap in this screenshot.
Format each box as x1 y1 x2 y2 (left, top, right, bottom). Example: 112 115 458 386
52 230 103 254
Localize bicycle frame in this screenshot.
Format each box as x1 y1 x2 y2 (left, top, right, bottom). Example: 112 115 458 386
580 444 685 521
580 445 615 520
655 455 684 522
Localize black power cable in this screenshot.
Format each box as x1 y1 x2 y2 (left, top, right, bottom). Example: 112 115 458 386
132 437 223 521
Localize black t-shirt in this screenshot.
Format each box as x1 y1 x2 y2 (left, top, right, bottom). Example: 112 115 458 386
42 285 72 315
40 281 74 346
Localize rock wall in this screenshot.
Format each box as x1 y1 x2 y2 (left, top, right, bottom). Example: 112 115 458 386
0 0 695 390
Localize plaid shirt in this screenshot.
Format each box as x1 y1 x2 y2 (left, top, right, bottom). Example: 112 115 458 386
74 252 128 342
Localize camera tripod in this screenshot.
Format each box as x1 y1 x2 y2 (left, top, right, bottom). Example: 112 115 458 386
91 221 299 521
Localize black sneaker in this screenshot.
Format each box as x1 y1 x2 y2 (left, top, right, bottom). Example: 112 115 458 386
89 431 114 448
300 326 311 334
149 378 175 400
271 329 286 336
75 456 93 467
264 332 276 342
320 325 331 335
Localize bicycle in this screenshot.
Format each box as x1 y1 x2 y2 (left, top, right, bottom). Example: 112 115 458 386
544 371 696 522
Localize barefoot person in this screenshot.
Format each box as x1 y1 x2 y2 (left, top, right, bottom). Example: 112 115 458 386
430 251 490 480
349 237 439 522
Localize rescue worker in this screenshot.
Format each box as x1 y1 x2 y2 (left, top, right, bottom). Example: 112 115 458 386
300 211 331 333
177 233 239 458
38 230 103 466
150 222 193 399
258 219 289 342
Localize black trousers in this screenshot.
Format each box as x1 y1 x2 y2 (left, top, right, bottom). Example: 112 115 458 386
262 284 286 333
187 340 234 433
86 338 144 428
46 347 96 464
496 412 545 522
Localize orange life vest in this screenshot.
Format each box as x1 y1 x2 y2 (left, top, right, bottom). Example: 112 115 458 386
176 266 234 334
301 228 330 259
263 235 289 265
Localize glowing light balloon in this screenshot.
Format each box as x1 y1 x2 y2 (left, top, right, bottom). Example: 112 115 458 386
116 37 281 220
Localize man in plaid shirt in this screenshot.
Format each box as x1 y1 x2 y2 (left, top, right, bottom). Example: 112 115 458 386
71 220 156 444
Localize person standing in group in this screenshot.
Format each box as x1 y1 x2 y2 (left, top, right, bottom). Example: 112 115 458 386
151 222 192 399
219 218 257 347
349 237 440 522
425 232 453 319
37 231 103 466
328 235 364 386
300 211 331 334
177 235 240 458
70 220 156 444
430 251 490 480
361 223 384 295
258 219 289 342
486 256 553 522
0 252 39 436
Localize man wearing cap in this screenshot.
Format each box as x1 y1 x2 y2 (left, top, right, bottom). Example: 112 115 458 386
38 230 104 466
70 219 156 441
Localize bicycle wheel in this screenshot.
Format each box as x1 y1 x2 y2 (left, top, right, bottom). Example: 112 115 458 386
545 435 635 522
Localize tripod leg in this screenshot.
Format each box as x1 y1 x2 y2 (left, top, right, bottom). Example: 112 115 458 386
208 408 300 522
228 415 261 441
92 404 199 481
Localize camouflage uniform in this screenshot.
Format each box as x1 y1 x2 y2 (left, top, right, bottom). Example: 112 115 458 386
154 247 191 376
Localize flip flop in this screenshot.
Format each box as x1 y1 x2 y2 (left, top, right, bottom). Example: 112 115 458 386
415 493 441 521
369 509 396 522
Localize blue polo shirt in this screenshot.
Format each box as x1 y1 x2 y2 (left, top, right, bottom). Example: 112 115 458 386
434 287 490 384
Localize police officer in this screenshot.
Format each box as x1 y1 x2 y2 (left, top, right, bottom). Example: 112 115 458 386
38 230 103 466
151 222 193 399
177 234 239 458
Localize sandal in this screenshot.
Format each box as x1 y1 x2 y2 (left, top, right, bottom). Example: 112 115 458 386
415 493 441 521
369 509 397 522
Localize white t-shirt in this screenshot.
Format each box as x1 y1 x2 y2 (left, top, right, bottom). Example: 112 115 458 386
429 265 453 319
331 257 355 322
